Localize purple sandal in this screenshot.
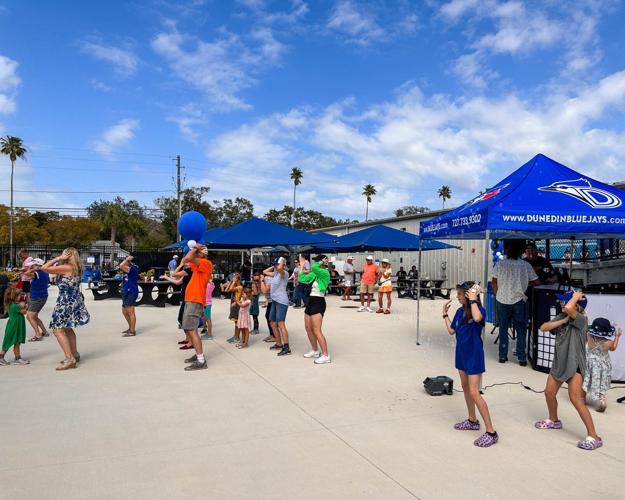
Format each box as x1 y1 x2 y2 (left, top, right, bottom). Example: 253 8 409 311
577 437 603 451
534 419 563 430
474 432 498 447
454 419 480 431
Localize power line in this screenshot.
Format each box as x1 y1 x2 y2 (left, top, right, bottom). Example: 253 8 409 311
2 189 173 194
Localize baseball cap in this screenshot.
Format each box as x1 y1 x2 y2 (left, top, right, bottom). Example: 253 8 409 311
554 290 588 309
366 255 374 260
346 256 353 260
29 258 44 266
173 254 179 259
456 281 475 290
272 256 285 266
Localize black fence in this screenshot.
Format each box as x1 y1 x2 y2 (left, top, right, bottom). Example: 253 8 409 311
538 238 625 263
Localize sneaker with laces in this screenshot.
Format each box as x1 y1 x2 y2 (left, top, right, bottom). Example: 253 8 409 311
303 349 320 358
184 360 207 371
357 306 365 312
12 357 30 365
184 354 198 363
0 357 10 366
314 354 331 364
366 306 374 312
277 346 291 356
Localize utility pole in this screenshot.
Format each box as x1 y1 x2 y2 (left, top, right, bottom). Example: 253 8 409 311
176 154 182 241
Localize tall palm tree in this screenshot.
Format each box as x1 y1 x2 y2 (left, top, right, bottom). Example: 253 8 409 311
0 136 28 265
290 166 303 227
438 185 452 208
101 204 125 266
362 184 377 221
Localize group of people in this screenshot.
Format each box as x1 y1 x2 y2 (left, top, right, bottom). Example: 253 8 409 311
445 239 622 451
1 248 90 370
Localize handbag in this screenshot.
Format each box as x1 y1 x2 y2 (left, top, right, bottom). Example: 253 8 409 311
302 275 316 297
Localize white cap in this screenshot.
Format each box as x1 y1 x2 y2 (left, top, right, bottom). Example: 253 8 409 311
173 254 179 259
29 258 44 266
366 255 374 260
381 258 390 264
346 256 353 260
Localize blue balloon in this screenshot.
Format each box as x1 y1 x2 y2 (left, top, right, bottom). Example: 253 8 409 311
177 211 207 241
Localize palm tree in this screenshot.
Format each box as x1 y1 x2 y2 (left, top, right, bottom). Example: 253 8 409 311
0 136 28 265
290 167 303 227
362 184 377 221
438 185 452 208
101 204 125 266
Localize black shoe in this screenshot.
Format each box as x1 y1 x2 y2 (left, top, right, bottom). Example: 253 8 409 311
277 346 291 356
270 344 283 350
184 360 207 371
184 354 198 363
519 361 528 367
498 357 508 363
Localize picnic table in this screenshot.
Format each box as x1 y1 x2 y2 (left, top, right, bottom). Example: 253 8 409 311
90 279 181 307
397 278 451 300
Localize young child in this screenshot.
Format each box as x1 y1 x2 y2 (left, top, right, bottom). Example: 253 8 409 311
0 288 29 365
536 291 602 450
203 278 215 339
226 273 243 344
250 271 261 334
236 288 253 349
443 281 498 447
583 317 621 412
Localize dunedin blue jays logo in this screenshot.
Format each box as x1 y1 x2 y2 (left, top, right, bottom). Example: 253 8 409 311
467 183 510 205
538 178 622 209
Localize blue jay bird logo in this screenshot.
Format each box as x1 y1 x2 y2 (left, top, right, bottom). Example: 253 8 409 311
538 178 622 208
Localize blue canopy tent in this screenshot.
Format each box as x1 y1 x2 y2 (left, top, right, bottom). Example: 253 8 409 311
310 224 457 252
416 153 625 344
162 227 228 250
205 217 336 249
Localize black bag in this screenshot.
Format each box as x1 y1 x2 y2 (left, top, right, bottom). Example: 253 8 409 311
301 276 316 297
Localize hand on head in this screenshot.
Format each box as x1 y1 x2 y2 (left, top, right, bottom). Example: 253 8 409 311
443 300 452 315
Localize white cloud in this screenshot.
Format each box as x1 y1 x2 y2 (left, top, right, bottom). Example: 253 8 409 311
440 1 610 87
202 71 625 219
89 78 112 92
168 104 207 142
151 25 287 111
80 40 138 76
0 55 20 114
92 119 139 158
327 0 385 45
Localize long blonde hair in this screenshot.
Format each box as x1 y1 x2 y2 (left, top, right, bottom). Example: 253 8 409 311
63 247 83 277
4 287 21 311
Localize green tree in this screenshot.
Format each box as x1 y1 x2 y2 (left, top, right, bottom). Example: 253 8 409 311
265 205 354 231
214 197 254 227
362 184 377 221
0 136 28 263
394 205 430 217
290 166 303 226
438 185 452 208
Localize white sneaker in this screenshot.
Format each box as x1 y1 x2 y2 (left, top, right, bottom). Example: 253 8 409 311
303 349 321 358
314 354 331 364
357 306 365 312
366 306 374 312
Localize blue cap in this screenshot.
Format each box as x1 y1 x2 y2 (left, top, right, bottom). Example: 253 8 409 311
554 290 588 309
272 257 282 266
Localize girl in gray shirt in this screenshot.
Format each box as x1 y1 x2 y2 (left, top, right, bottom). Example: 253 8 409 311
534 291 603 451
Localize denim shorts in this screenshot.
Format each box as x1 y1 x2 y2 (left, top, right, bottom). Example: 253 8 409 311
269 301 288 322
122 292 138 307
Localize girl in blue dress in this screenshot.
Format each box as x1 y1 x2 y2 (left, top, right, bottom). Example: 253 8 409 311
443 281 498 447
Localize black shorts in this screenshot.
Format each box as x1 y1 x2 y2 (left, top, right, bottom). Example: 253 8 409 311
305 296 326 317
22 281 31 294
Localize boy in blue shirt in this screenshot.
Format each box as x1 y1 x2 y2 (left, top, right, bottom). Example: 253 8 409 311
120 256 139 337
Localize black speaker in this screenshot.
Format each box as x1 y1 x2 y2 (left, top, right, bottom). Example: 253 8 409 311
423 376 454 396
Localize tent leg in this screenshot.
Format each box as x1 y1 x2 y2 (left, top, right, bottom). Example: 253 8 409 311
482 230 490 391
416 240 422 346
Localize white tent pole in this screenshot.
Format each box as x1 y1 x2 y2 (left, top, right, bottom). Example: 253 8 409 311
416 238 423 345
482 230 490 391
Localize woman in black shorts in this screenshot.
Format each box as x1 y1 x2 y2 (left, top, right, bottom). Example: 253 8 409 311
297 254 331 364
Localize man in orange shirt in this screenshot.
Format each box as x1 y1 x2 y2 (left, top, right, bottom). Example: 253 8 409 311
178 244 213 371
358 255 379 312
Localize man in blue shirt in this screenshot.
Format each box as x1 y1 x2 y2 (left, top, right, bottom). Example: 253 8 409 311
120 256 139 337
24 258 50 341
168 255 179 275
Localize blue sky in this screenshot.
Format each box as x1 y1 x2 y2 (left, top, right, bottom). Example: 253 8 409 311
1 0 625 221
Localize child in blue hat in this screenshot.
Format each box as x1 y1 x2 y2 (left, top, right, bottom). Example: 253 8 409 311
535 291 603 450
583 317 621 412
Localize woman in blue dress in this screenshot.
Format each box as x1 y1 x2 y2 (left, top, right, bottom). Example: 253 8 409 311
443 281 498 447
42 248 90 371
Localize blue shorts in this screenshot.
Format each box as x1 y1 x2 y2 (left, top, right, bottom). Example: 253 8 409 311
122 292 138 307
269 302 288 323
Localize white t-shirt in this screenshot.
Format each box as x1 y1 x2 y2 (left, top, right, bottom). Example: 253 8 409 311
343 263 354 284
492 258 538 305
